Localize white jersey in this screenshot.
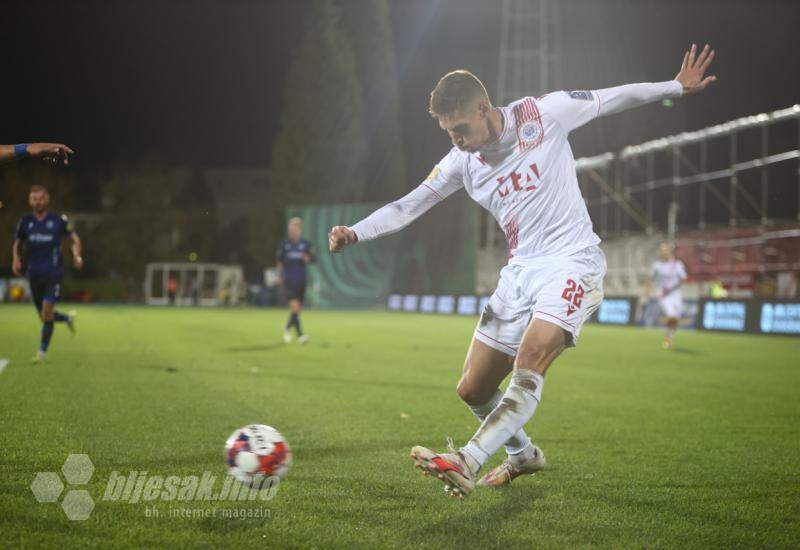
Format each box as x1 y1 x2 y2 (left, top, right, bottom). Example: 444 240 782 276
652 259 687 295
350 80 683 263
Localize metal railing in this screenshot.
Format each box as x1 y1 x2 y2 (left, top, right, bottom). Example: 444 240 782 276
576 104 800 237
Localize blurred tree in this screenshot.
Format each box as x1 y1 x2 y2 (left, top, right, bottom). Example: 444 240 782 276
89 157 217 298
247 210 285 274
338 0 408 201
270 0 368 204
218 208 286 282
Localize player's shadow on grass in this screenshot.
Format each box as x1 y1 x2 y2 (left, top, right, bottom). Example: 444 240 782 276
405 485 545 545
244 370 452 393
669 346 703 356
179 366 452 393
136 364 180 373
224 343 285 353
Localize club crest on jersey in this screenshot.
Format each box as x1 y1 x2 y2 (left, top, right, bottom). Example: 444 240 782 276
519 121 540 142
513 97 544 152
46 220 54 229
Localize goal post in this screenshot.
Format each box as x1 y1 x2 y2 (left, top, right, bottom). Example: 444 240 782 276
144 263 244 306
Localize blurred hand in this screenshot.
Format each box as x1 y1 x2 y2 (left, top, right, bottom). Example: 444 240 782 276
74 256 83 270
675 44 716 94
12 257 22 276
26 143 75 164
328 226 357 252
302 253 311 263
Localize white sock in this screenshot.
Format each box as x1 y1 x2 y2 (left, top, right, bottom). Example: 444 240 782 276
461 370 544 469
467 389 534 462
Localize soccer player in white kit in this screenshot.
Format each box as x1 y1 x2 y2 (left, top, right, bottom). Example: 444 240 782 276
651 243 688 349
329 44 716 498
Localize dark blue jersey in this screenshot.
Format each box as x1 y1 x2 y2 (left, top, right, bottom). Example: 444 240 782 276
15 212 73 278
277 239 314 282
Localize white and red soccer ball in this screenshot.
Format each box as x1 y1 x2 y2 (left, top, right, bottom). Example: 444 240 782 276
225 424 292 486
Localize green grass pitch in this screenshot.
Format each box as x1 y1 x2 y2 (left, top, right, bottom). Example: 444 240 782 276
0 304 798 548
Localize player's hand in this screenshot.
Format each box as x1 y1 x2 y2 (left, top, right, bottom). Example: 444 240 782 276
675 43 716 94
74 256 83 270
328 226 357 252
12 257 22 276
302 253 311 263
26 143 75 165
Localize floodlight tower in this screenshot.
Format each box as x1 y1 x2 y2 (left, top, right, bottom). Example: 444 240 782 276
496 0 562 105
475 0 563 293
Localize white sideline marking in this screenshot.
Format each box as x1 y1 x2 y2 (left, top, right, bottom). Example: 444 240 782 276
0 359 8 375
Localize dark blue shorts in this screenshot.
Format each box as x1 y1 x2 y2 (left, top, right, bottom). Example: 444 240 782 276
29 273 63 311
284 280 306 303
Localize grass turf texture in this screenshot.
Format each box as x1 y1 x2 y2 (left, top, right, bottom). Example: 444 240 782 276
0 305 798 549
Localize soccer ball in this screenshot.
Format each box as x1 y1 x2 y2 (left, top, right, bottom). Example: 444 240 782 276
225 424 292 486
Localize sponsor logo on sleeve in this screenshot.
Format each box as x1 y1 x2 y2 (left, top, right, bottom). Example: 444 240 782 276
425 165 441 182
567 90 594 101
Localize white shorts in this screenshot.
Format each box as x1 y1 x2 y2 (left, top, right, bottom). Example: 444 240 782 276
474 246 606 356
659 292 683 319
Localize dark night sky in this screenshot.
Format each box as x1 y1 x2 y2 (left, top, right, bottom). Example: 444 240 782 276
1 0 798 187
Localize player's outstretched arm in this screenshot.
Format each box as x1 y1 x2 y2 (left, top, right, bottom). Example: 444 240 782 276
596 44 716 117
71 233 83 270
0 143 74 164
674 44 716 94
328 183 449 252
546 44 717 132
328 226 358 252
12 239 23 276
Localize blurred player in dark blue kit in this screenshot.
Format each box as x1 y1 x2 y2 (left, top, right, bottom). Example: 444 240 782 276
276 217 314 344
0 142 74 165
12 185 83 362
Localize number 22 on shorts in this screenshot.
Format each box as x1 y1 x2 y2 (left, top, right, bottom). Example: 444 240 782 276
561 278 584 315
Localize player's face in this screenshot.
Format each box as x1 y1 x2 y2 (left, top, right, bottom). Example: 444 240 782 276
289 224 302 241
29 190 49 214
659 244 672 260
438 102 491 152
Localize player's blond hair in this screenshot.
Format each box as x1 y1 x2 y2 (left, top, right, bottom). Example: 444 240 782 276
288 217 303 229
429 70 491 119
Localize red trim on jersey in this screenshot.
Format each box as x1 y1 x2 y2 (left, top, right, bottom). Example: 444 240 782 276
419 182 445 201
504 218 519 253
596 89 602 117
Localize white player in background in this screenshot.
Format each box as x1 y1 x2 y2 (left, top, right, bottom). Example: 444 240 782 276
329 44 716 498
650 243 688 349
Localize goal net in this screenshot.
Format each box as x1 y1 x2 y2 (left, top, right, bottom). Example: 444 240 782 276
144 263 244 306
